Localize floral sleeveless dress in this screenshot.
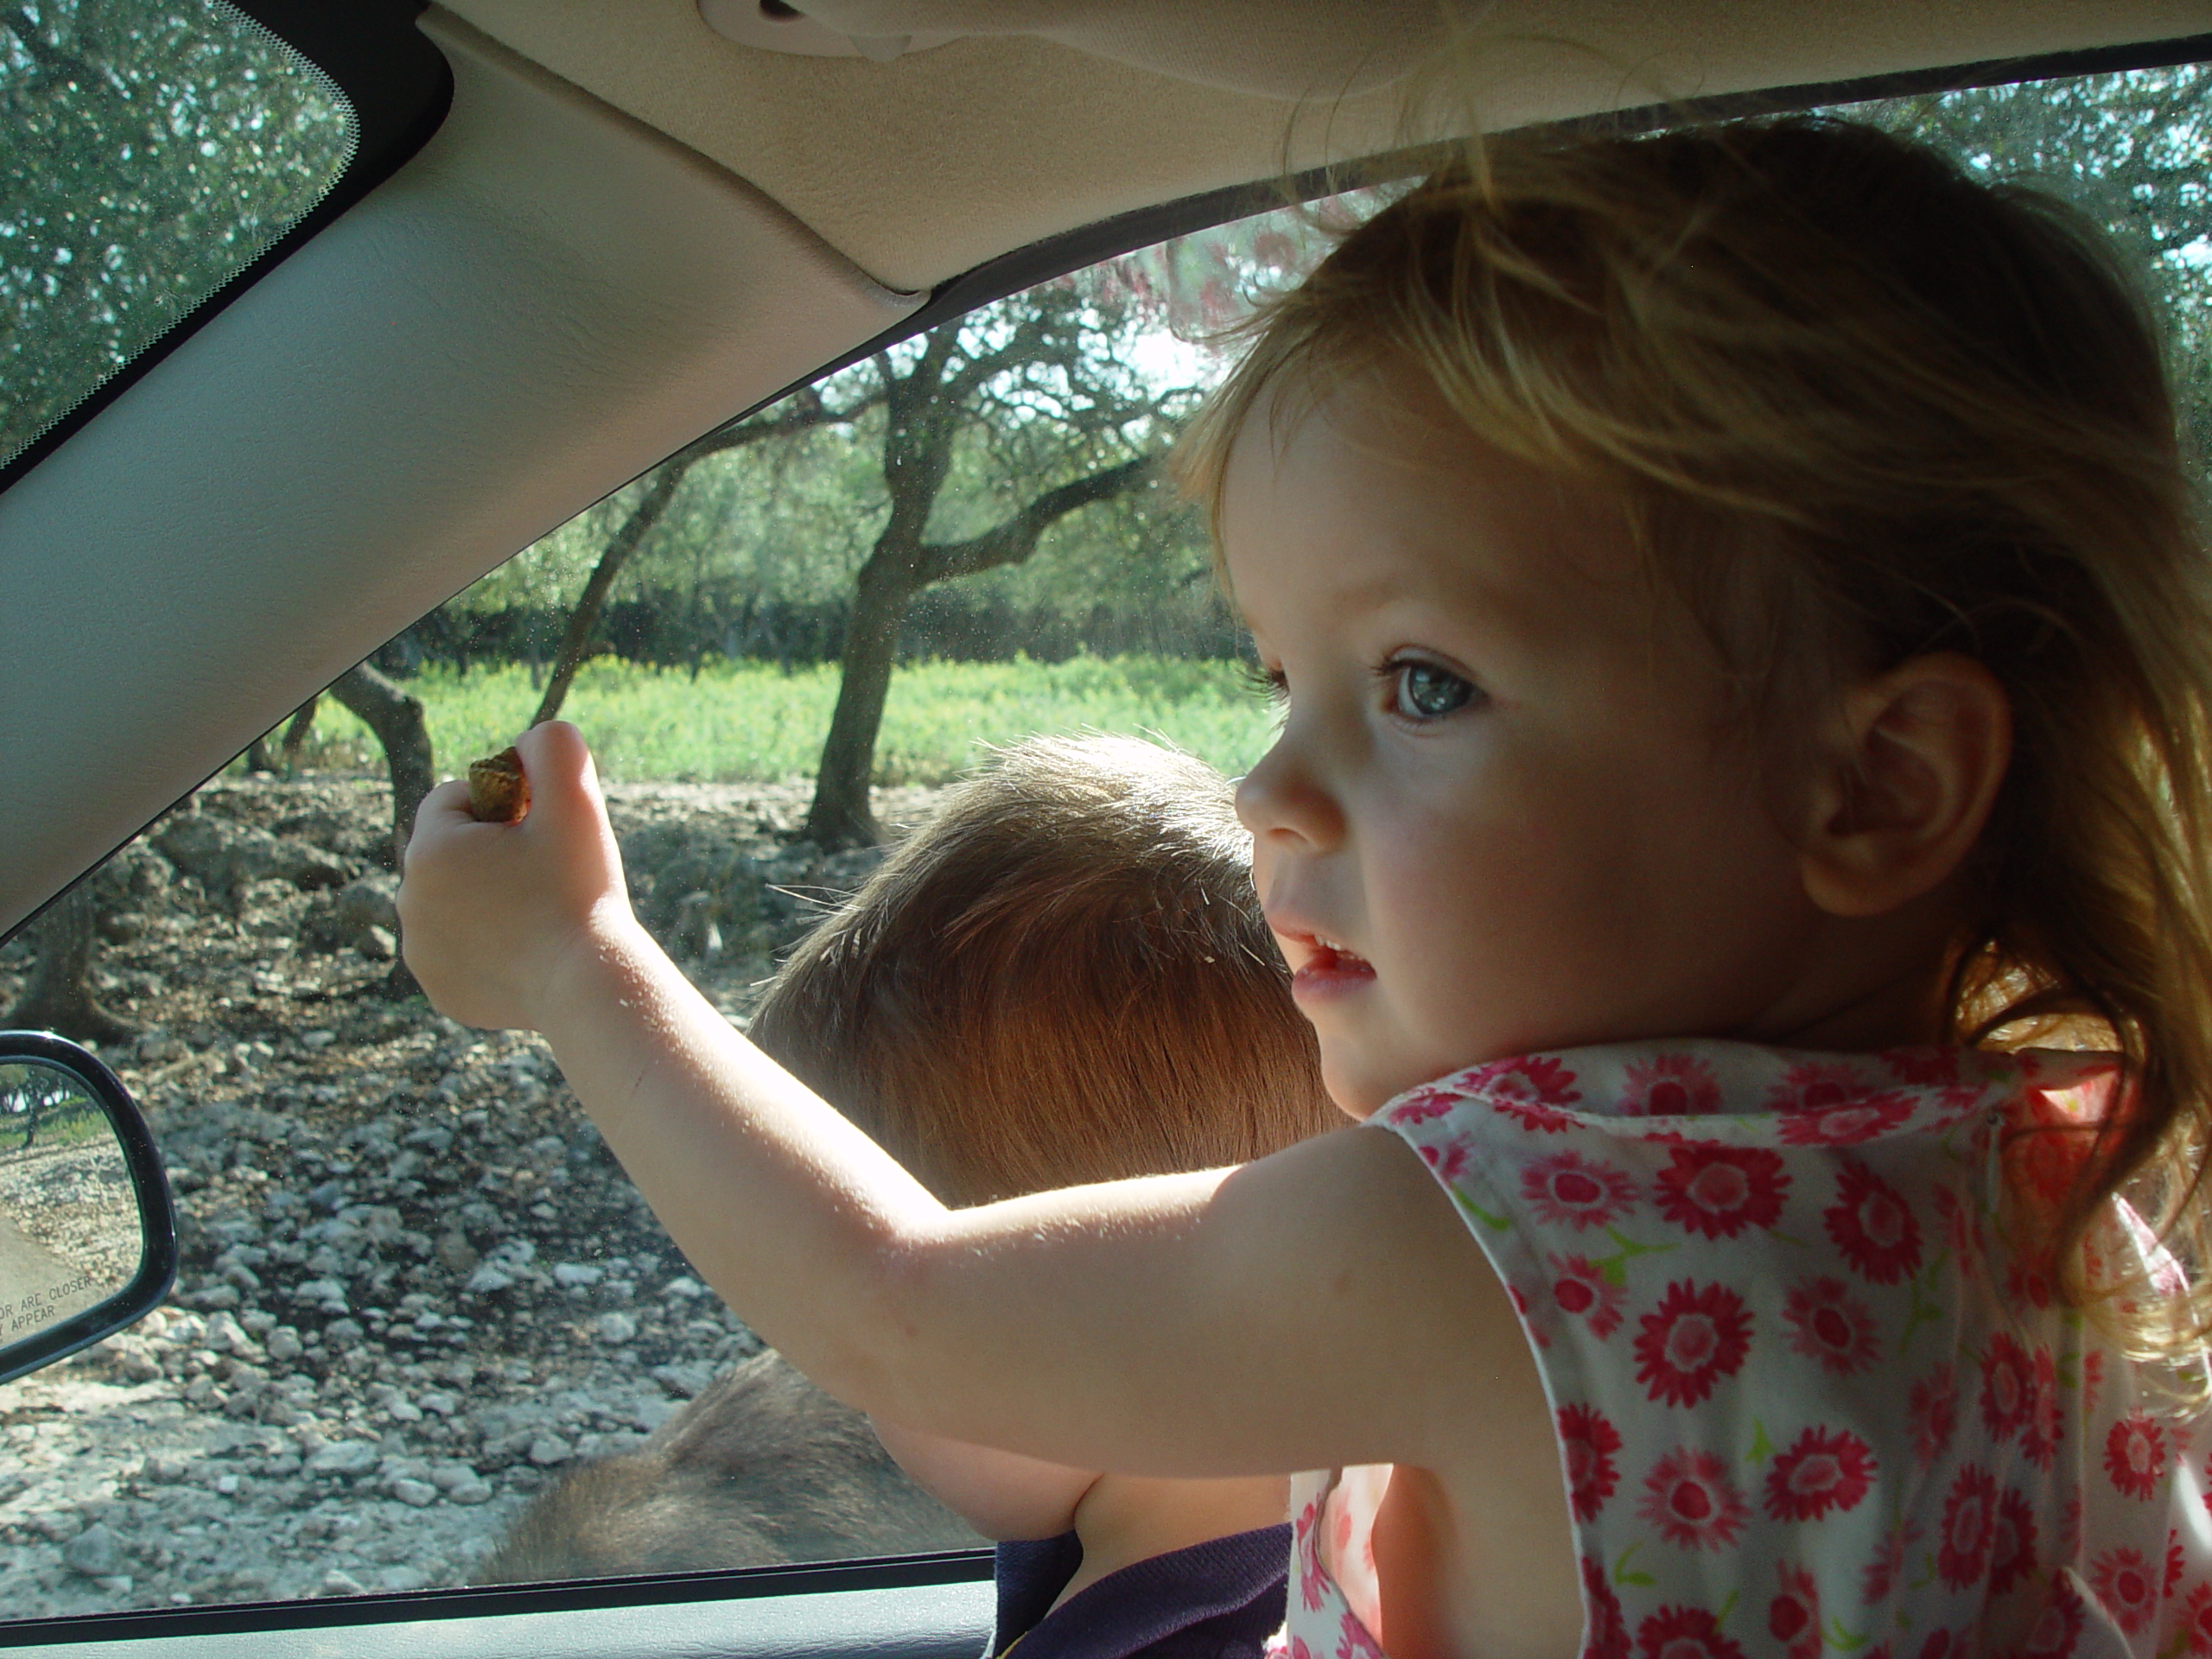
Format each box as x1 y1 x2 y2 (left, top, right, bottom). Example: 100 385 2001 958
1282 1041 2212 1659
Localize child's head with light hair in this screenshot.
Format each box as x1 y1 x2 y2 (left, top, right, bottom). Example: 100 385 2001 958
750 733 1337 1205
1178 117 2212 1357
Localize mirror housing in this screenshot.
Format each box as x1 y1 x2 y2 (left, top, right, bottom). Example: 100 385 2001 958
0 1029 176 1385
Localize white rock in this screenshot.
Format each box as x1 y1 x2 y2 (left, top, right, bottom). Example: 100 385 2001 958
417 1391 457 1417
319 1568 366 1597
448 1478 494 1506
389 1478 436 1508
551 1262 602 1289
63 1523 123 1578
307 1440 379 1477
593 1312 638 1344
526 1435 572 1466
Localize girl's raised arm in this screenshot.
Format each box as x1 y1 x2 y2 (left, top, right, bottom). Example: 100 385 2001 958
397 722 1531 1489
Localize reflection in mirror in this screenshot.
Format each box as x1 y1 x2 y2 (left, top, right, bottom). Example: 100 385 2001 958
0 1061 141 1348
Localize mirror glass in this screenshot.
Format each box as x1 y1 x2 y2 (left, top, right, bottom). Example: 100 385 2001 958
0 1060 142 1348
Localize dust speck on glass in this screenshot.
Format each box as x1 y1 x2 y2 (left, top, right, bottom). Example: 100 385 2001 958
0 57 2208 1624
0 0 356 471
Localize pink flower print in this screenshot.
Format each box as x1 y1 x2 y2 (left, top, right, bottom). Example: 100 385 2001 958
1620 1052 1721 1118
1334 1611 1385 1659
1937 1465 1998 1589
1639 1448 1747 1551
1860 1517 1923 1604
1471 1054 1581 1109
1989 1487 2038 1595
1559 1404 1623 1522
1884 1047 1964 1086
1910 1365 1958 1465
1414 1136 1471 1184
1763 1425 1876 1522
2107 1410 2167 1500
2019 1574 2086 1659
1382 1085 1459 1126
1768 1562 1821 1659
1777 1090 1916 1147
1294 1499 1325 1611
1764 1059 1868 1114
1981 1332 2032 1443
1932 1185 1982 1282
2005 1256 2056 1311
1652 1145 1789 1240
2090 1547 2160 1636
2183 1582 2212 1654
1492 1097 1578 1134
1522 1150 1637 1231
1634 1281 1753 1408
1916 1633 1964 1659
1582 1555 1630 1659
2172 1531 2190 1600
1783 1276 1881 1375
1824 1157 1923 1283
1506 1282 1550 1348
2083 1350 2103 1417
2019 1347 2061 1471
1633 1605 1745 1659
1548 1254 1625 1339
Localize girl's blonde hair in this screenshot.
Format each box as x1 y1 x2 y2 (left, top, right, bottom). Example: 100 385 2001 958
1178 117 2212 1366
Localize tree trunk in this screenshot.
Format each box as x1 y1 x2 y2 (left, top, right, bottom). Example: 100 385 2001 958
6 886 135 1046
803 565 916 849
279 694 319 767
329 663 435 870
534 463 690 728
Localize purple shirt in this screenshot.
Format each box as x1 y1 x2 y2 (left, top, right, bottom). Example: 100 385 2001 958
988 1525 1290 1659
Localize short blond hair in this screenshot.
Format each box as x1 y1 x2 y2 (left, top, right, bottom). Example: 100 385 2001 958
1178 118 2212 1364
750 734 1337 1205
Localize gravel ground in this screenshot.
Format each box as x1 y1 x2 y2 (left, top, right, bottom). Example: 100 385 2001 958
0 772 953 1622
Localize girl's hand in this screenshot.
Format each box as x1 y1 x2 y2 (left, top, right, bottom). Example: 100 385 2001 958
397 721 644 1031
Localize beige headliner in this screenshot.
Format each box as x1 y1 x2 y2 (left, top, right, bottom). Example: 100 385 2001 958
442 0 2212 293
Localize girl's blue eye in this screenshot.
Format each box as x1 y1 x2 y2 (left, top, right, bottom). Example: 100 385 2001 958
1391 660 1476 720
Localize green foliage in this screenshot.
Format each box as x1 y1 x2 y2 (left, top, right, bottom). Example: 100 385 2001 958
2 0 354 464
306 656 1280 786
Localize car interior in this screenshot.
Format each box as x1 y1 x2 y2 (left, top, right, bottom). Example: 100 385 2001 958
5 1 2212 1655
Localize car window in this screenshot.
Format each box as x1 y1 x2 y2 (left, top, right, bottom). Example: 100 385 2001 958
1 0 355 473
2 57 2208 1626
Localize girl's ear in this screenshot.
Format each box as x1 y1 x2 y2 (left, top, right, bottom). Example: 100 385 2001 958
1794 652 2012 920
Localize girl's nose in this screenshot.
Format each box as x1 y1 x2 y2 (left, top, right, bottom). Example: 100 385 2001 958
1235 730 1345 851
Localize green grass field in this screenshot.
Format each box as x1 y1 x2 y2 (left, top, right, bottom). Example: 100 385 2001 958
301 655 1281 785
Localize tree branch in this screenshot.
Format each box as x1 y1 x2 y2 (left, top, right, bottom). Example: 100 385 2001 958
916 456 1152 586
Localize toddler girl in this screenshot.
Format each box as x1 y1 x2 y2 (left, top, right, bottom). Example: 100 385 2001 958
398 115 2212 1659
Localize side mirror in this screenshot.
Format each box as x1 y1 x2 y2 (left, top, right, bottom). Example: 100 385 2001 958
0 1030 176 1386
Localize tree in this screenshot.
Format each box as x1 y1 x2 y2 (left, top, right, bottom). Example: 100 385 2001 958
328 664 434 871
531 384 888 727
3 0 352 462
5 886 133 1046
803 283 1195 846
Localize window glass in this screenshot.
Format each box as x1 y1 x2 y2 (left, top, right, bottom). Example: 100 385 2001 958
2 0 355 471
1 58 2207 1624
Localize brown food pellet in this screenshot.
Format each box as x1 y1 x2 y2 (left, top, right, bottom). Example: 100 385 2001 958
467 747 530 823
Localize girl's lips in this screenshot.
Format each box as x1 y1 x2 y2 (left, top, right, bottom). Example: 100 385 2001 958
1289 935 1376 998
